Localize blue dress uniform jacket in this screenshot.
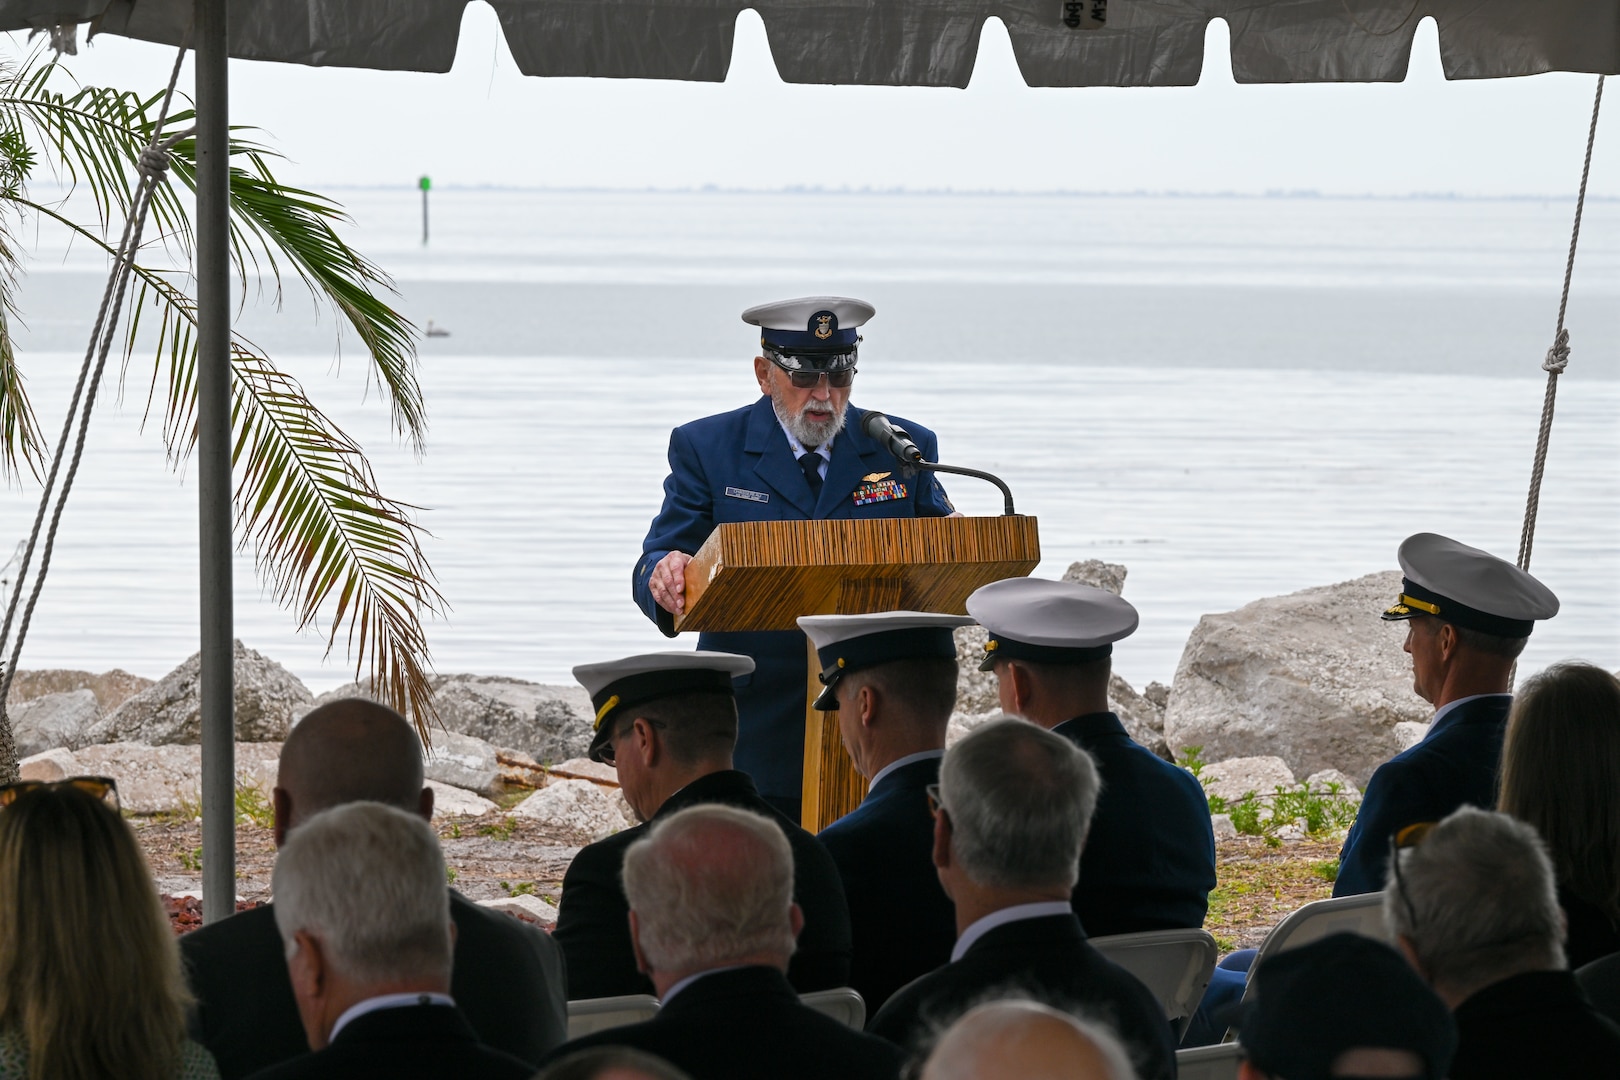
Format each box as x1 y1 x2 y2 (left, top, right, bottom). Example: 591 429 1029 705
1054 712 1216 937
633 397 953 803
552 769 852 1000
817 754 956 1013
867 913 1176 1080
1334 694 1512 897
547 966 904 1080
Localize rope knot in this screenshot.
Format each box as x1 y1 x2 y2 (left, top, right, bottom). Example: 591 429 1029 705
1543 328 1571 374
138 145 171 181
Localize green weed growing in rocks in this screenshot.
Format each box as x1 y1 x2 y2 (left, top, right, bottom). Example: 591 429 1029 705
234 786 275 829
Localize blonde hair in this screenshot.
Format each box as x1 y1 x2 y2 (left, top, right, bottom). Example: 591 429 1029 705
0 785 190 1080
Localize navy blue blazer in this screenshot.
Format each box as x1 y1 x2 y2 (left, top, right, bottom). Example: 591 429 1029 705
633 396 952 801
867 913 1176 1080
1335 694 1512 897
548 965 903 1080
243 1003 534 1080
1055 712 1216 937
817 753 956 1012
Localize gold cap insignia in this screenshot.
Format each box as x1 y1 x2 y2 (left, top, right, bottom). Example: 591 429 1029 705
814 314 833 340
983 639 999 653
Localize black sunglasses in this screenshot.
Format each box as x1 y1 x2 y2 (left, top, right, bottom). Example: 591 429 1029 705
1389 820 1437 931
785 368 855 390
0 775 121 812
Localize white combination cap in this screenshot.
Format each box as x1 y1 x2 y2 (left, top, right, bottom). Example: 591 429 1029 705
573 651 754 762
965 577 1139 672
797 611 975 710
1381 532 1558 637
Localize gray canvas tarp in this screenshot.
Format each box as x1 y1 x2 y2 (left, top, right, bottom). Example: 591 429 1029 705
0 0 1614 86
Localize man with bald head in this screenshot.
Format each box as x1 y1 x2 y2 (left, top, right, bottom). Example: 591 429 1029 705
180 698 568 1079
920 1001 1139 1080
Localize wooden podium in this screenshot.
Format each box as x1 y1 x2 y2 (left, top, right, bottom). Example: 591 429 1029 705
675 515 1040 831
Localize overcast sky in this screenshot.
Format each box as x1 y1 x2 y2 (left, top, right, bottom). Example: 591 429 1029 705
45 7 1619 196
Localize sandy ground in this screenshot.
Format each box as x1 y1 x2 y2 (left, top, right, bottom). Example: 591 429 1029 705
137 811 1344 952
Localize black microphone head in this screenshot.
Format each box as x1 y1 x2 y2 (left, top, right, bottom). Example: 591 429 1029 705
860 409 890 438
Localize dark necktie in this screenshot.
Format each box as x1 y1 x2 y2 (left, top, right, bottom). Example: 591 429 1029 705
799 452 823 496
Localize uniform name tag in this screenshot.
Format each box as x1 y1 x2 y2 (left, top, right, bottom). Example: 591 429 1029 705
725 487 770 504
853 479 908 506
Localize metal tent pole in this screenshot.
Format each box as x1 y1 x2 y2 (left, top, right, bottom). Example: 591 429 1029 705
195 0 235 926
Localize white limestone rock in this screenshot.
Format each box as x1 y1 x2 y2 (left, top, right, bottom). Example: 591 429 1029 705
479 894 559 926
1210 813 1238 840
510 779 632 840
11 689 100 755
423 730 502 796
6 668 152 714
1393 722 1429 752
88 641 311 746
1304 769 1364 807
309 674 593 765
19 747 79 782
71 742 282 815
1162 571 1431 786
426 779 500 818
1201 756 1296 805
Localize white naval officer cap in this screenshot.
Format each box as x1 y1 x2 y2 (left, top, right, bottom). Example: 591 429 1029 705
1380 532 1559 638
742 296 875 370
965 577 1140 673
798 611 976 711
573 651 755 764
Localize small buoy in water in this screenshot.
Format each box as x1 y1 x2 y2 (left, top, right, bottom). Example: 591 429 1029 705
424 320 450 338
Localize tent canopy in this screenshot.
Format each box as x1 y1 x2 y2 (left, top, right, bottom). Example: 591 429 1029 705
4 0 1616 87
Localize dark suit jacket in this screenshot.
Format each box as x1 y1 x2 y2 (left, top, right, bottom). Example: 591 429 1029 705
549 965 902 1080
1335 694 1511 896
553 769 852 1000
867 913 1176 1080
243 1002 534 1080
818 753 956 1013
1561 886 1620 971
182 891 567 1079
1055 712 1216 936
1450 970 1620 1080
632 396 952 801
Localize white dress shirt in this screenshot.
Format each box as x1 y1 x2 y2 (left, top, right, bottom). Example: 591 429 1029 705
328 991 456 1042
951 901 1074 963
868 749 945 794
777 418 833 480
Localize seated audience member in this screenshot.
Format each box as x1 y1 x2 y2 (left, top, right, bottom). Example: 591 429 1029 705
800 611 971 1011
919 1000 1139 1080
965 577 1215 936
547 804 903 1080
1385 806 1620 1079
182 699 567 1078
1234 933 1455 1080
536 1047 693 1080
0 780 219 1079
246 802 532 1080
1498 661 1620 967
868 720 1176 1080
554 652 851 1000
1336 533 1558 897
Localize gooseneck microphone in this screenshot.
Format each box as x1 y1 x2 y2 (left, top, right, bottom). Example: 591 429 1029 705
860 409 925 465
859 409 1019 516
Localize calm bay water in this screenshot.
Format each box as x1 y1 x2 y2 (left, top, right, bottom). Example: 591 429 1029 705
3 190 1617 694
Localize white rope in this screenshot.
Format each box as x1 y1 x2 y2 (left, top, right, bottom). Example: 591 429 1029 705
1517 74 1604 573
0 43 192 779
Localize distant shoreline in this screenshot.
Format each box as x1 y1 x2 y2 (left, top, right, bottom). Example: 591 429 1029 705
304 185 1618 203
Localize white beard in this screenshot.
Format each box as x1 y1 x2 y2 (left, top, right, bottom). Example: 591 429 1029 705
771 391 846 449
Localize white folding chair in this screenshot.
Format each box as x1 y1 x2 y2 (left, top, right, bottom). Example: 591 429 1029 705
800 986 866 1029
1090 928 1218 1039
1176 1042 1245 1080
566 994 661 1038
1237 891 1390 1009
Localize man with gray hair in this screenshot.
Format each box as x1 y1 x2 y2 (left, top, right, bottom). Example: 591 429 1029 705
919 1000 1139 1080
245 802 533 1079
182 699 567 1078
1386 806 1620 1079
867 720 1174 1080
548 804 902 1079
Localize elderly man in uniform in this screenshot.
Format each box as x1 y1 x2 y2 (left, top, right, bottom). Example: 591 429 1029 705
965 576 1216 937
1334 532 1559 896
798 610 971 1012
551 651 851 1001
633 297 954 822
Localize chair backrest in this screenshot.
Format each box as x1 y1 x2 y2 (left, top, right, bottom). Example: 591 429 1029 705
1090 928 1219 1038
800 986 866 1029
566 994 661 1038
1176 1042 1244 1080
1239 891 1390 1009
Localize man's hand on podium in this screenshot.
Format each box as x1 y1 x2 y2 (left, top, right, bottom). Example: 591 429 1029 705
650 550 693 615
